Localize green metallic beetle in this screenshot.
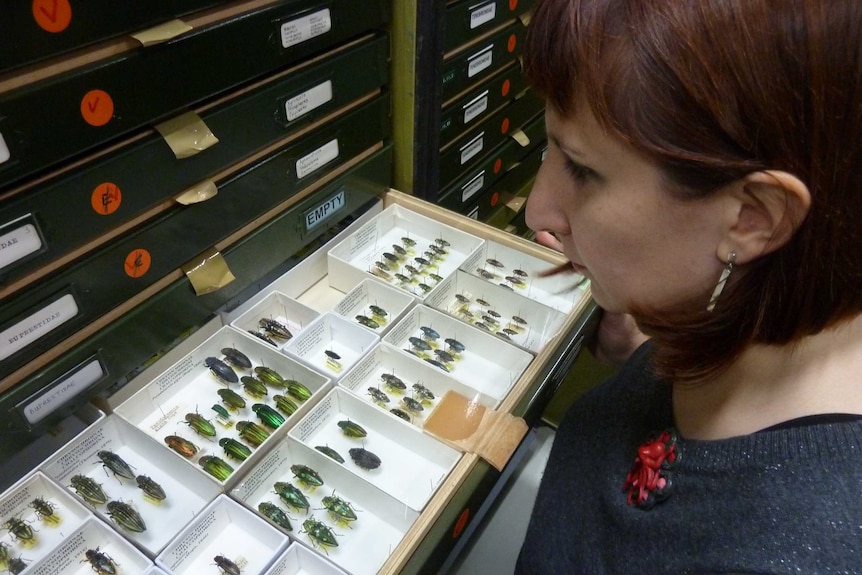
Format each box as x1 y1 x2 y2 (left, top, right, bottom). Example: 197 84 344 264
136 475 167 502
291 464 323 488
337 420 368 438
30 497 58 521
253 366 286 387
321 492 358 523
314 445 345 464
211 404 231 422
217 388 247 411
106 500 146 533
236 420 270 447
97 450 135 481
241 376 268 398
219 437 252 461
70 474 108 505
4 517 34 542
286 380 312 402
258 501 293 532
273 394 298 416
273 482 309 512
252 403 285 429
302 517 339 553
184 412 216 438
199 456 234 481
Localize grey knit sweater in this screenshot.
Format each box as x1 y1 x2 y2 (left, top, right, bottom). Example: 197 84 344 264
516 343 862 574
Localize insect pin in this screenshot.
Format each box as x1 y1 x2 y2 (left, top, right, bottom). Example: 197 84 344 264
30 497 58 522
214 554 242 575
252 403 285 429
315 445 345 464
4 517 34 543
320 492 359 525
291 464 324 489
337 420 367 438
199 455 234 481
349 447 382 470
273 482 309 513
136 475 167 502
70 474 108 505
205 357 238 384
302 517 339 554
220 347 252 369
236 420 271 447
164 435 199 458
82 547 118 575
97 450 135 481
106 500 147 533
220 437 252 462
217 388 247 410
184 411 217 438
258 501 293 532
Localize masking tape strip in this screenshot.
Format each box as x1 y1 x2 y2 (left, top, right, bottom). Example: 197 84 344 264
506 196 527 213
510 129 530 147
182 248 235 296
174 180 218 205
131 19 193 47
423 390 528 471
519 12 532 27
155 110 219 159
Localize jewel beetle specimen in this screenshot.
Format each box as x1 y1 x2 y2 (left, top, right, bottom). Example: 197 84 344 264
199 456 234 481
315 445 345 464
70 474 108 505
252 403 285 429
273 394 298 416
401 236 417 247
254 366 286 387
434 237 451 247
302 517 339 552
217 388 246 410
83 547 118 575
476 268 496 280
106 500 147 533
486 258 504 268
420 326 440 340
291 464 323 488
401 397 424 413
30 497 58 521
412 383 435 401
211 403 231 422
205 357 238 384
355 315 380 329
382 252 399 263
7 555 28 575
512 315 528 325
321 493 358 523
425 358 451 372
380 373 406 391
136 475 167 501
273 482 309 512
408 336 431 352
455 293 471 304
5 517 34 542
337 420 367 438
390 408 412 422
286 380 312 402
214 555 241 575
97 450 135 481
414 256 431 267
258 501 293 532
394 273 412 284
505 275 526 287
392 244 407 256
0 541 8 564
476 298 491 308
324 350 342 371
349 447 382 470
259 318 293 340
367 387 390 404
164 435 199 458
416 282 433 294
236 420 270 447
220 347 251 369
404 264 421 276
374 260 392 272
370 266 392 281
248 329 277 346
434 349 456 364
184 412 217 438
220 437 252 461
369 305 388 318
241 376 268 398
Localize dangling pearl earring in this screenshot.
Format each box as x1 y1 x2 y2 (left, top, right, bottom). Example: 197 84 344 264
707 252 736 311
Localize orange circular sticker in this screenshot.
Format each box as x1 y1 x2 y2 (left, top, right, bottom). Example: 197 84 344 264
452 508 471 539
124 249 151 278
508 34 518 53
33 0 72 33
494 158 503 174
509 0 519 10
91 182 122 215
501 118 510 134
491 191 500 206
81 89 114 127
501 79 511 97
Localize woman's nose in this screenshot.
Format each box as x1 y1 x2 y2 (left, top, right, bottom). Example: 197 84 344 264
525 159 569 236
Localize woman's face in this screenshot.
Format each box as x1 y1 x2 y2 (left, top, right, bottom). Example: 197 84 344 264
526 105 726 314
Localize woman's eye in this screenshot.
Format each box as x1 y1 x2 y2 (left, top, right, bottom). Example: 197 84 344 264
563 158 594 182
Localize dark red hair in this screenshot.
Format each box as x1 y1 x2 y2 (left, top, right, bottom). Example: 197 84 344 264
525 0 862 383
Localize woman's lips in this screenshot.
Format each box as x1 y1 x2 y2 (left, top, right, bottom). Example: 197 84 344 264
571 262 587 274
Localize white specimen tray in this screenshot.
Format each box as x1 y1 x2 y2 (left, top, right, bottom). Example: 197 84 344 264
382 305 533 403
282 312 378 382
461 238 588 314
231 291 320 352
288 388 460 512
156 494 288 575
39 415 220 557
27 517 153 575
326 203 484 298
264 542 350 575
0 471 94 568
230 437 418 575
114 326 331 488
338 342 497 428
331 278 415 337
424 269 568 353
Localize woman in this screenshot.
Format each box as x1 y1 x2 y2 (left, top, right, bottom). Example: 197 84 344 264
517 0 862 572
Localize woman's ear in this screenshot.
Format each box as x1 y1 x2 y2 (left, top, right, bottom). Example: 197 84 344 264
717 170 811 264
